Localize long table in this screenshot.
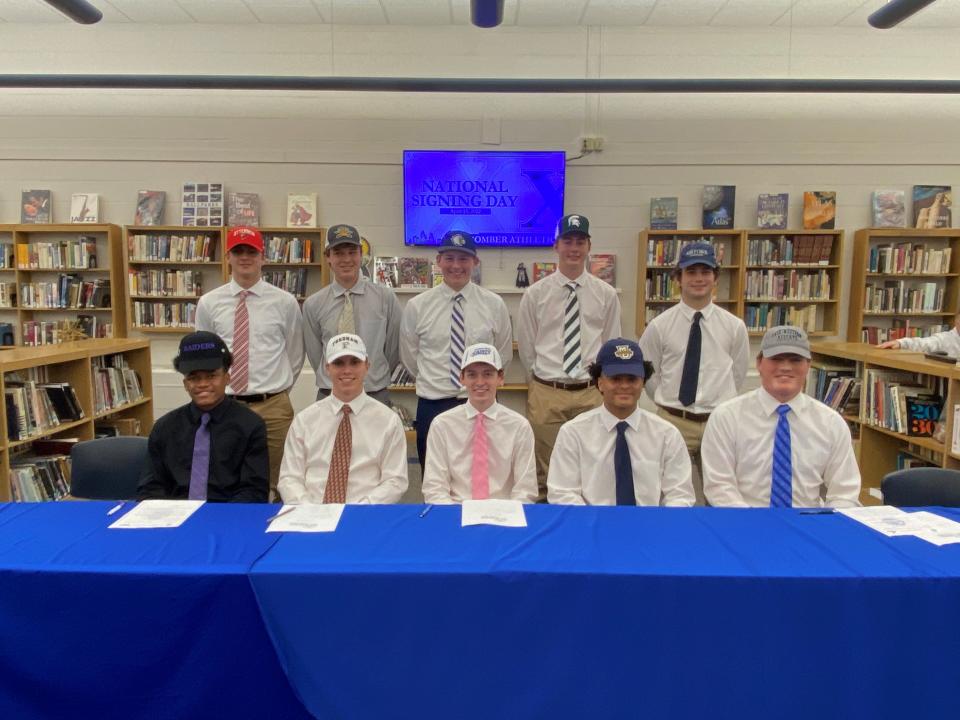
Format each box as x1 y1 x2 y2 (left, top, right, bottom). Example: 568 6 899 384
2 502 960 719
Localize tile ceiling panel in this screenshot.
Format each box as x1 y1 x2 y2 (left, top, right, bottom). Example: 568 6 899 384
710 0 795 27
327 0 387 25
773 1 873 28
174 0 259 24
102 0 195 23
0 0 67 22
582 0 657 26
380 0 452 25
244 0 326 24
516 0 588 26
644 0 728 26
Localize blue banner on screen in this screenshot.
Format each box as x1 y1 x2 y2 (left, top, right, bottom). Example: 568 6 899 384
404 150 566 248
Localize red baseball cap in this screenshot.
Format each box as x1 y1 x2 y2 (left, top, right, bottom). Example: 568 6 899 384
226 226 264 253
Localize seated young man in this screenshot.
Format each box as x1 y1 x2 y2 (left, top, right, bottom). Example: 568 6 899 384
547 338 694 506
701 325 861 508
422 343 538 504
138 331 269 502
278 333 408 504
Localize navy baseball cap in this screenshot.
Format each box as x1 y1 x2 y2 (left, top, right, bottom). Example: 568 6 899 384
677 242 718 269
596 338 645 379
326 224 362 249
556 214 590 239
175 331 231 374
438 230 477 256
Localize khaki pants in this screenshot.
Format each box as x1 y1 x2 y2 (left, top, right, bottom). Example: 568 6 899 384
527 380 602 501
656 407 707 506
245 391 294 503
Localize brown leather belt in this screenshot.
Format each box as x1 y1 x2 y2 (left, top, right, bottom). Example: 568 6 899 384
533 375 598 392
658 405 710 423
233 391 282 404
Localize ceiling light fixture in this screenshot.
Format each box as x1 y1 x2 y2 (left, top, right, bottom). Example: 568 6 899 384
471 0 505 28
42 0 102 24
868 0 938 29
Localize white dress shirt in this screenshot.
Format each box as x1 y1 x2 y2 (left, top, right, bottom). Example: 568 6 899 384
639 300 749 414
898 328 960 355
277 392 408 504
547 405 694 506
400 281 512 400
303 277 402 391
422 401 538 504
701 387 861 508
196 278 305 395
517 269 621 381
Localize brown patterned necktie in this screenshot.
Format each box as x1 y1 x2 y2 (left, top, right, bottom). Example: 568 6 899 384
323 404 352 503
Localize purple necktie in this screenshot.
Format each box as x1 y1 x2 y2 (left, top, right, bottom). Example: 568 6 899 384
188 412 211 500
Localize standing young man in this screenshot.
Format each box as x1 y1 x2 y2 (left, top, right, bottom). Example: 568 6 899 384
638 242 749 505
195 226 304 501
303 223 401 404
701 325 861 508
278 334 408 505
517 214 622 499
422 343 538 505
547 338 693 506
400 230 512 470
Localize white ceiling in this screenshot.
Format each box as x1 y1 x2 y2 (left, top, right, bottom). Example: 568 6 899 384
1 0 959 28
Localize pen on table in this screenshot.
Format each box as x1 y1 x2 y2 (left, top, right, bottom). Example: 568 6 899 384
419 504 433 518
799 508 836 515
266 506 296 523
107 502 125 516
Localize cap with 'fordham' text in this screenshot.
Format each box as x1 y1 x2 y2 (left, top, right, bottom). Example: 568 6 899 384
326 333 368 363
226 226 265 253
460 343 503 371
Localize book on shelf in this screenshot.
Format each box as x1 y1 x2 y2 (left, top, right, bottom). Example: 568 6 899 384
744 303 818 333
863 280 943 313
76 314 110 340
868 242 951 274
390 365 415 387
129 268 202 297
16 237 98 270
532 262 557 282
10 455 72 502
4 377 84 440
181 182 224 227
757 193 788 230
863 368 943 436
912 185 952 229
135 190 165 226
0 242 13 269
650 197 678 230
702 185 736 229
647 237 727 267
264 234 312 263
399 257 430 288
227 192 260 227
589 254 616 286
128 233 214 262
645 273 680 300
871 190 906 228
96 417 141 437
21 318 111 346
391 404 414 431
0 282 16 308
132 301 197 329
897 452 937 471
744 269 830 301
805 362 858 412
374 257 400 287
905 395 942 438
860 321 950 344
287 193 318 228
21 190 51 224
19 276 111 309
92 353 144 414
802 191 836 229
262 269 308 297
70 193 100 224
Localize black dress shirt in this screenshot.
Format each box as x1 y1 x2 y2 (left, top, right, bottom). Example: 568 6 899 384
138 398 269 503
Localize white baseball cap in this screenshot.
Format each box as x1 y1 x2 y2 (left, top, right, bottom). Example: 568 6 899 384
460 343 503 371
326 333 368 363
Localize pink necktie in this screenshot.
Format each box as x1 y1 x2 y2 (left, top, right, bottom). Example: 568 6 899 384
232 290 250 394
471 412 489 500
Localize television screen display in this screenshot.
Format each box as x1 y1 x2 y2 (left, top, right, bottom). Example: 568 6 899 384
403 150 566 248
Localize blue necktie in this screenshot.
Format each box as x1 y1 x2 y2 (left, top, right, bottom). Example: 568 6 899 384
615 421 636 506
188 412 211 500
678 311 702 407
770 404 792 508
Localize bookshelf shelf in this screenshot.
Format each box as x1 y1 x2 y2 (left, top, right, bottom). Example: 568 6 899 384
867 272 959 278
93 396 152 420
389 383 529 393
23 307 114 312
8 418 90 450
862 311 953 317
862 423 944 454
131 326 195 333
130 295 202 301
128 260 220 266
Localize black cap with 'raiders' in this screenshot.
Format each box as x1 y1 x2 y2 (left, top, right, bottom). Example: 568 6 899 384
174 331 232 374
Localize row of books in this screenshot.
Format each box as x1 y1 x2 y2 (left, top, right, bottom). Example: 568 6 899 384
867 243 952 275
22 318 111 346
743 303 818 333
896 452 937 471
745 235 835 265
390 365 415 387
128 233 216 262
744 269 831 301
92 353 144 415
263 235 313 264
19 277 110 309
862 369 944 437
132 301 197 328
645 274 680 300
262 269 308 297
0 243 12 269
805 363 860 414
10 455 71 502
4 378 85 441
860 322 950 344
647 239 727 267
0 282 14 307
863 281 943 313
128 269 202 297
14 239 98 270
391 404 414 432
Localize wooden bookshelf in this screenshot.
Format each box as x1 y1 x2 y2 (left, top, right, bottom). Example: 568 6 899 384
847 228 960 343
0 338 154 501
636 229 744 335
810 341 960 506
8 223 125 346
250 227 329 301
743 230 844 337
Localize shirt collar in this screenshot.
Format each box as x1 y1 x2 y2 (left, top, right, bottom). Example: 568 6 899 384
188 397 233 423
553 269 589 287
465 400 500 421
229 278 266 297
757 387 807 417
332 278 366 297
439 281 472 299
599 404 642 432
678 300 714 320
328 391 370 416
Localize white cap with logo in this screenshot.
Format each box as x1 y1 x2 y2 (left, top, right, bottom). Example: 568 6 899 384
326 333 368 363
460 343 503 371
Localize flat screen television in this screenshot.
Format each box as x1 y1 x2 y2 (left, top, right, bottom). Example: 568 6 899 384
403 150 566 248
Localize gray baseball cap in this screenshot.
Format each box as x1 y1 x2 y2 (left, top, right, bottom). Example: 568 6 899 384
760 325 811 359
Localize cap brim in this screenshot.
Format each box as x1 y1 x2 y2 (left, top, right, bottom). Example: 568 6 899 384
557 231 590 239
178 357 226 374
460 359 502 371
761 346 811 360
228 240 263 251
327 349 367 363
438 246 477 257
678 259 718 269
600 362 645 379
326 238 361 249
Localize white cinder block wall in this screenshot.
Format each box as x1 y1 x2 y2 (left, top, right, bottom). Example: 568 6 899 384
0 22 958 416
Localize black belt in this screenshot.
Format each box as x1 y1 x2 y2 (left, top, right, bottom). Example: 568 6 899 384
533 375 598 392
658 405 710 423
233 391 282 403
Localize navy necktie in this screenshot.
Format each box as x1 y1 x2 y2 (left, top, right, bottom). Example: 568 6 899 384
678 311 703 407
770 404 793 507
614 421 636 506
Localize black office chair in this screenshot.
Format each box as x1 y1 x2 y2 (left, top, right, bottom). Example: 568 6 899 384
69 436 149 500
881 467 960 508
